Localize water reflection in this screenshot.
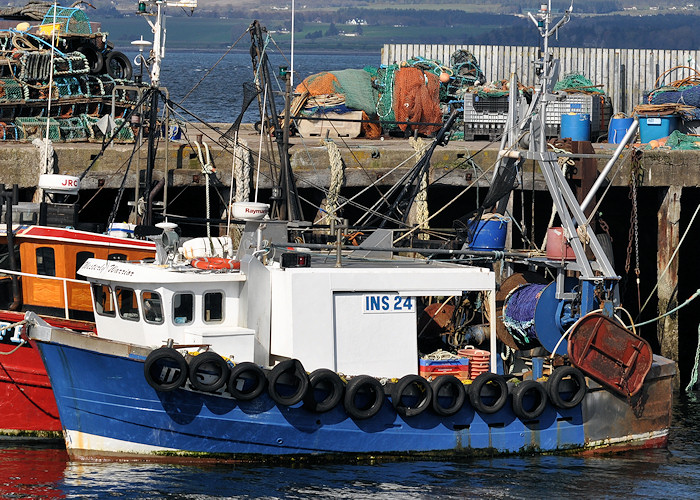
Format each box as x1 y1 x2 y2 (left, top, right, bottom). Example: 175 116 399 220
0 441 67 499
1 395 698 499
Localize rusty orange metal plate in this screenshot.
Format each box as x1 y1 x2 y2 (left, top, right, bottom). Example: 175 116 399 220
568 313 653 397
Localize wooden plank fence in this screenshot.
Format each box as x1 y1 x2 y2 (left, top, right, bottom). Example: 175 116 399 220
382 44 700 115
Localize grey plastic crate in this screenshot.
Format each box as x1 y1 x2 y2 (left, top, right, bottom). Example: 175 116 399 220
545 94 608 136
464 92 612 141
464 93 509 124
464 122 504 141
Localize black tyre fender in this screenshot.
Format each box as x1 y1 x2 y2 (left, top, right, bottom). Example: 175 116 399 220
343 375 385 420
227 362 267 400
391 374 433 417
76 44 104 74
267 359 309 406
303 368 345 413
468 372 508 414
187 351 230 393
546 366 587 409
144 347 187 392
511 379 548 420
104 50 133 80
430 375 466 417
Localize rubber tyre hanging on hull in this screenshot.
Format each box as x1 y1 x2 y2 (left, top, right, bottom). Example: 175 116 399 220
468 372 508 414
344 375 385 420
104 50 133 80
430 375 466 417
391 374 433 417
144 347 188 392
511 379 548 420
546 366 587 409
227 362 267 400
187 351 230 393
267 359 309 406
303 368 345 413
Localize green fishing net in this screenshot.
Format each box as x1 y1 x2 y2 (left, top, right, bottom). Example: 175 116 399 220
554 73 605 94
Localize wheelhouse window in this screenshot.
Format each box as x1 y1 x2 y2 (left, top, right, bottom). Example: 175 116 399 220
115 286 139 321
204 291 224 323
173 292 194 325
92 283 115 317
36 247 55 276
75 251 94 279
141 290 164 324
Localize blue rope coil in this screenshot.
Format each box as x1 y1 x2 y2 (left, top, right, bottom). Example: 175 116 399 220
502 283 547 348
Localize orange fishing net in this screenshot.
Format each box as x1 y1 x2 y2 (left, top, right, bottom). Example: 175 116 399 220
361 110 381 139
393 67 442 135
295 72 342 96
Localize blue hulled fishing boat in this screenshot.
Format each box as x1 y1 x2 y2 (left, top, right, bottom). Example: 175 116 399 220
22 1 675 461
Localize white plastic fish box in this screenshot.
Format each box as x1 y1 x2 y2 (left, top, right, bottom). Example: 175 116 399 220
1 202 40 225
463 93 509 140
463 93 509 124
544 94 611 139
464 122 505 141
297 111 362 138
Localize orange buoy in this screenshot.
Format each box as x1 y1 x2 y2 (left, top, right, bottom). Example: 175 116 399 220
190 257 240 270
439 72 450 83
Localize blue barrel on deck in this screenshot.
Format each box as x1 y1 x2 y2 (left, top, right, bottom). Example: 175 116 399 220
467 218 508 251
608 117 635 144
560 113 591 141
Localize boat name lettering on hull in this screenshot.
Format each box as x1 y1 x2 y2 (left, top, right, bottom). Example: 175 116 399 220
363 294 413 313
105 264 135 276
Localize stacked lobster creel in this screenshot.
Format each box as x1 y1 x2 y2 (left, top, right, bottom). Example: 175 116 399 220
143 347 589 422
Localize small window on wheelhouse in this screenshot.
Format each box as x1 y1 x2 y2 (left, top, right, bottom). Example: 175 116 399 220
141 290 164 324
36 247 55 276
173 292 194 325
75 251 94 279
204 291 224 323
92 283 115 317
115 286 139 321
108 253 127 261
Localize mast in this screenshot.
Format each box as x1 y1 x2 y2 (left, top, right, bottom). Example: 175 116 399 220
249 21 303 222
136 0 197 225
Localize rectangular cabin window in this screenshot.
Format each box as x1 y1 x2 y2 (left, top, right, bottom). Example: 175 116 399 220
108 253 127 261
173 292 194 325
141 291 164 324
36 247 56 276
115 286 139 321
92 283 115 317
75 251 94 279
204 291 224 323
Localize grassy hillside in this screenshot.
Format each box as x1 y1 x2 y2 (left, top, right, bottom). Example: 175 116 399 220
76 0 700 53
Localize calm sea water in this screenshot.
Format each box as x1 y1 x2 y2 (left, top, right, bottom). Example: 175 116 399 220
150 51 382 124
1 394 699 498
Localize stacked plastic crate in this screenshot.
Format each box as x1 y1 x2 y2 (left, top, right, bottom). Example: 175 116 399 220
544 94 612 141
463 93 509 141
463 92 612 142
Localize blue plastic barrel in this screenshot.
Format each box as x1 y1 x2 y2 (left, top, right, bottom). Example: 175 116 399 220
467 218 508 250
560 113 591 141
608 117 634 144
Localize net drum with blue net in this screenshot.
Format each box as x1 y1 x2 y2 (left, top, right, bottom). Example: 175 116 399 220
502 277 586 355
